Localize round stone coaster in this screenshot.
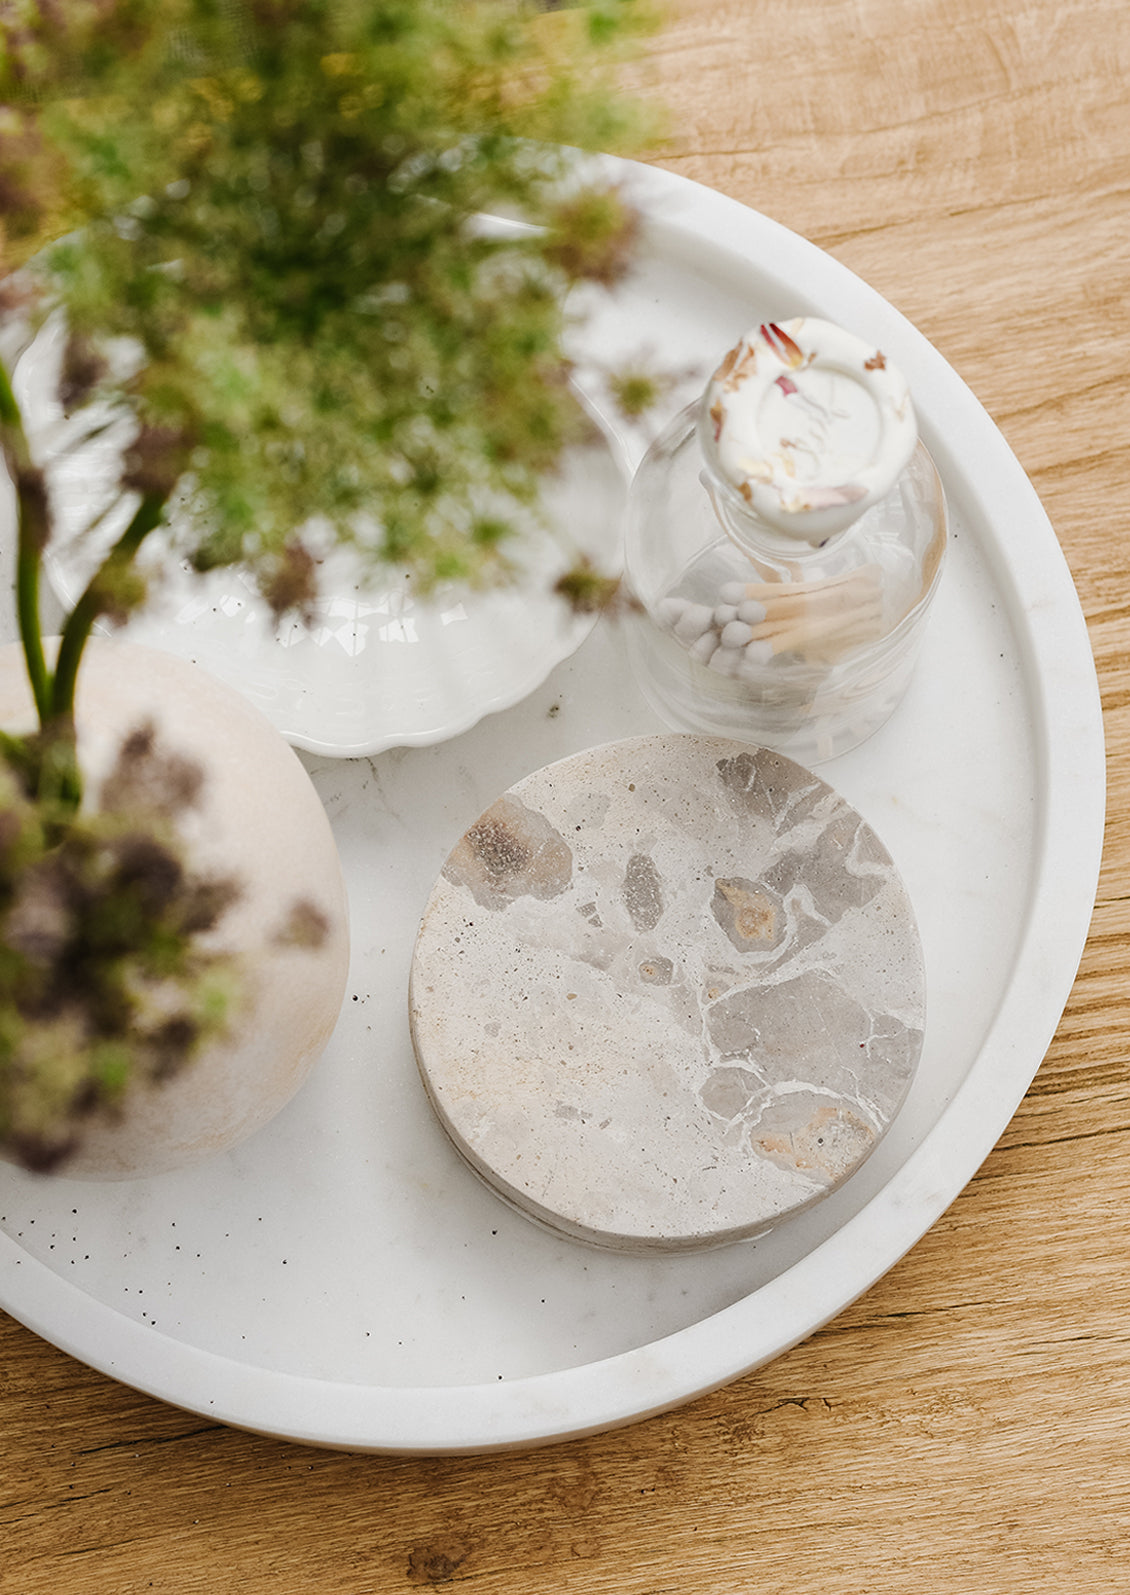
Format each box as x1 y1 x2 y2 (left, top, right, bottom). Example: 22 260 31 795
409 734 925 1252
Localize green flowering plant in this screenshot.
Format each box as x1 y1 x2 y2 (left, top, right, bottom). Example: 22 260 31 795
0 722 244 1167
0 0 660 1167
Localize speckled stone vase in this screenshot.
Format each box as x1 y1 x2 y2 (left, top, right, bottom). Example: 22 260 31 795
410 734 925 1252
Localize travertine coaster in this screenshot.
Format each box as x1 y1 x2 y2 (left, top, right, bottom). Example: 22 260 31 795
409 735 925 1252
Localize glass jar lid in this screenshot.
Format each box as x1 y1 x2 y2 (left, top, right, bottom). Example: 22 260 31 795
703 318 918 543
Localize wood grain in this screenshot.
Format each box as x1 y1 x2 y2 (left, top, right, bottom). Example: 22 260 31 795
4 1 1130 1590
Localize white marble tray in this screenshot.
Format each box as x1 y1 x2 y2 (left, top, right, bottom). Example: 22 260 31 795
0 161 1104 1454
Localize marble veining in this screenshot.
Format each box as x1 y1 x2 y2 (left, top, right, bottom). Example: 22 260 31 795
409 735 926 1252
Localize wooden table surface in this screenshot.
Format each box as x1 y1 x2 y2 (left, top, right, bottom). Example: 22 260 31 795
4 1 1129 1589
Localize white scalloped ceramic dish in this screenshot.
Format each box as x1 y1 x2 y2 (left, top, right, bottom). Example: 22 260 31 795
14 319 629 758
0 159 1104 1455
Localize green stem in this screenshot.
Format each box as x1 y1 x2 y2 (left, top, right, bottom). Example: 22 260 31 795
34 489 166 813
50 490 167 728
0 726 38 788
0 357 51 724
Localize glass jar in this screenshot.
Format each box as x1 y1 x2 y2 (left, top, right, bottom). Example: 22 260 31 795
624 318 947 763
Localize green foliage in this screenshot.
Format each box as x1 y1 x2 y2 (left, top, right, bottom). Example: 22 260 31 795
0 724 241 1170
2 0 657 600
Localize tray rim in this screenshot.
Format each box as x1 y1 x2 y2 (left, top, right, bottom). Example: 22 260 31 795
0 158 1106 1454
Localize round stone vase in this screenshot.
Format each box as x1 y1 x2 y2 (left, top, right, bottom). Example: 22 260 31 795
0 637 350 1179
